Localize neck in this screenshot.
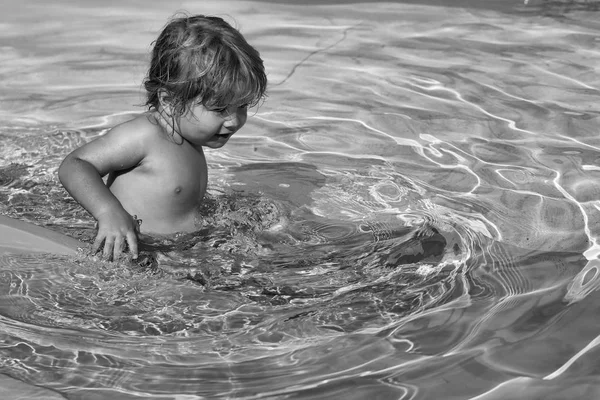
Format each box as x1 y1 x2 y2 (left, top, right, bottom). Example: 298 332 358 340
151 109 184 145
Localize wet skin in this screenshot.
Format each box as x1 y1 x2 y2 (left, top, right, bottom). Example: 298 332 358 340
58 103 247 260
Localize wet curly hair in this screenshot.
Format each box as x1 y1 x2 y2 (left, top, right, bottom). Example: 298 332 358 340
144 14 267 116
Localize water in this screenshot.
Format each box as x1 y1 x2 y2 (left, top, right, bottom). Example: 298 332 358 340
1 0 600 398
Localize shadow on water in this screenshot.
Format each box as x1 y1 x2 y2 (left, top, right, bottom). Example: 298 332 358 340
230 162 327 208
0 157 593 399
0 216 589 398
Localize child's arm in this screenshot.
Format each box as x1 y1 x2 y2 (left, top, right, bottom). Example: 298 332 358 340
58 122 147 261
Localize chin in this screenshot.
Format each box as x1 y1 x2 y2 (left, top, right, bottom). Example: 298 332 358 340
204 141 227 149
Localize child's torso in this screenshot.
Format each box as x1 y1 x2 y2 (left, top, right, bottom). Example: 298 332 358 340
107 127 208 234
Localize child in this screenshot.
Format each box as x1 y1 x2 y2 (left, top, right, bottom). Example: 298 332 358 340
58 14 267 261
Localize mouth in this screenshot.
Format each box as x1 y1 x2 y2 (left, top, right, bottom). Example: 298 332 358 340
214 131 233 140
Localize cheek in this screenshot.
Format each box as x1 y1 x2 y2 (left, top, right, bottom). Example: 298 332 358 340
200 115 225 130
238 111 248 126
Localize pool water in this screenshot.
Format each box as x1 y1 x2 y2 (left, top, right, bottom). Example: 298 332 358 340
1 0 600 399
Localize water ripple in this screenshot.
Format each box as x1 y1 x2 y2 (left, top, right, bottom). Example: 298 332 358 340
2 0 600 398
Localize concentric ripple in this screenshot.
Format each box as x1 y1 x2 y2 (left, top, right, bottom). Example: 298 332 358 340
2 0 600 398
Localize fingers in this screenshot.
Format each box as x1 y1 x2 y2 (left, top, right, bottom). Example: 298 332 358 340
113 236 124 262
97 236 128 261
133 215 142 234
126 231 139 260
92 233 138 262
91 235 104 255
102 237 115 261
92 214 140 262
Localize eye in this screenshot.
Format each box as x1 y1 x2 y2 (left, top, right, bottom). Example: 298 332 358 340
210 107 228 114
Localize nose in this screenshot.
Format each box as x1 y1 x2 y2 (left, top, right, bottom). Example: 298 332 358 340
223 107 247 130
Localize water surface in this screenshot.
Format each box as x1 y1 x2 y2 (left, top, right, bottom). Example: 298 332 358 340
1 0 600 399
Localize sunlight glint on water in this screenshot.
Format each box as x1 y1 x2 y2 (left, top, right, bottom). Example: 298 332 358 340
1 0 600 399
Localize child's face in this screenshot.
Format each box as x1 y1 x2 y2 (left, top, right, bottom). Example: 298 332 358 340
176 103 248 149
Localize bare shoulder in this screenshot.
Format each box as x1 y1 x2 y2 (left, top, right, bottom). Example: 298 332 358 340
66 113 166 174
107 113 163 142
90 113 169 156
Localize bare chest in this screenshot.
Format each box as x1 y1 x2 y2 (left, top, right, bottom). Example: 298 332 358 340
110 142 208 210
148 143 207 200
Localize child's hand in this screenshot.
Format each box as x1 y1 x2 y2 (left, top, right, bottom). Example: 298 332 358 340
92 209 140 261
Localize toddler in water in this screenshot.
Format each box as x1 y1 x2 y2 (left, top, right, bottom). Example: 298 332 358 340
59 14 267 261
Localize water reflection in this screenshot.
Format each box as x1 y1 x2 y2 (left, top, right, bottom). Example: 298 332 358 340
1 0 600 398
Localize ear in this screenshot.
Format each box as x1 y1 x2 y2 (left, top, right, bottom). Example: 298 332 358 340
156 90 184 144
157 89 174 114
